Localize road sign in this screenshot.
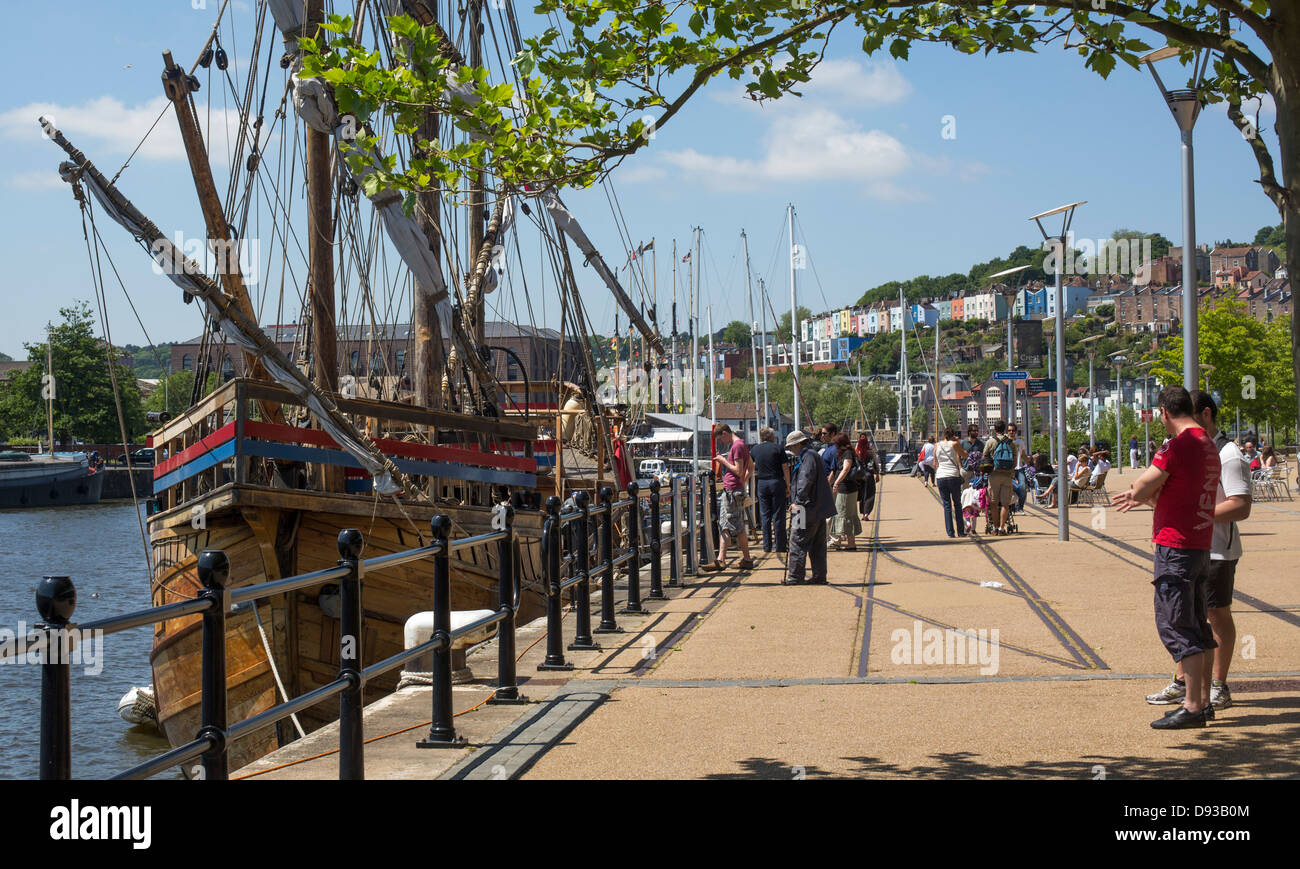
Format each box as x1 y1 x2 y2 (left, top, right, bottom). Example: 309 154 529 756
1027 378 1057 393
1141 409 1154 422
994 370 1029 381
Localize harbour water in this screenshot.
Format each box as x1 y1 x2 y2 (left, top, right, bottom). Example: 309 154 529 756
0 501 172 779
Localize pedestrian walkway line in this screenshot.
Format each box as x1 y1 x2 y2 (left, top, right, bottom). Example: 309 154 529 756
864 593 1086 669
855 483 886 677
593 669 1300 688
922 485 1109 670
1026 502 1300 632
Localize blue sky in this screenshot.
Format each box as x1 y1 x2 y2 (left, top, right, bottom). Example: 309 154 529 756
0 1 1281 361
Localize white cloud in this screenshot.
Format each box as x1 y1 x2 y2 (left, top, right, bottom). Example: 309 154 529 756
658 107 910 194
8 168 66 191
710 58 912 108
866 180 929 203
0 96 251 164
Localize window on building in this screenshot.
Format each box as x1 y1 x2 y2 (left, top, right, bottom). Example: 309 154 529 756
181 354 192 372
349 350 360 373
395 349 406 371
221 354 235 380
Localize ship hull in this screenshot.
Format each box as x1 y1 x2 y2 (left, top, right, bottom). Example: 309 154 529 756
147 484 547 772
0 462 104 509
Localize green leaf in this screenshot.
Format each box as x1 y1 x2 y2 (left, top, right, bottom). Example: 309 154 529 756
889 39 910 61
758 69 780 99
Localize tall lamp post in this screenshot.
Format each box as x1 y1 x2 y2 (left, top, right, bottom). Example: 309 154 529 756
1110 351 1127 472
1144 45 1208 391
1200 362 1215 393
1031 201 1086 541
1136 359 1157 466
1077 335 1103 449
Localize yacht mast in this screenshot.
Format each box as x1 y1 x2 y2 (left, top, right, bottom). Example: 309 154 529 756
743 230 759 436
788 204 800 431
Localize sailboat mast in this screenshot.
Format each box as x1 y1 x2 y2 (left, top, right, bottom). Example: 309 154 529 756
900 286 909 445
46 324 54 453
306 0 337 399
743 230 759 436
788 204 800 431
467 0 486 348
759 278 770 428
691 227 700 472
413 3 447 412
671 239 677 410
707 306 715 423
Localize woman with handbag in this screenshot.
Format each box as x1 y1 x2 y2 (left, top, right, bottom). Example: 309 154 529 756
856 434 879 521
935 428 968 538
829 433 863 551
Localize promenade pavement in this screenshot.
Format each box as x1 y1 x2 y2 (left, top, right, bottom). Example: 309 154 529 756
235 472 1300 780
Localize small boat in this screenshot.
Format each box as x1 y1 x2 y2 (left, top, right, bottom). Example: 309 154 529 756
117 685 160 730
0 450 104 509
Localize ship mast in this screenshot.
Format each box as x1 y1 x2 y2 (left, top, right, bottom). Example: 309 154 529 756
306 0 342 490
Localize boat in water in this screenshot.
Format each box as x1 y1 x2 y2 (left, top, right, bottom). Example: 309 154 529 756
0 451 104 509
41 0 657 770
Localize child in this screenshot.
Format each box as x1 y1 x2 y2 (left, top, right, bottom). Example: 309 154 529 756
961 484 982 535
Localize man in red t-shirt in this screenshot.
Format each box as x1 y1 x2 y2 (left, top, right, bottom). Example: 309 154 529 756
1113 385 1220 729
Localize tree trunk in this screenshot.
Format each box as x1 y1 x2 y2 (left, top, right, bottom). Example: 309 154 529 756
1273 13 1300 456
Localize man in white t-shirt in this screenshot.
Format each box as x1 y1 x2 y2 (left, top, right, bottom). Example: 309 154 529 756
1089 451 1111 485
1146 391 1252 712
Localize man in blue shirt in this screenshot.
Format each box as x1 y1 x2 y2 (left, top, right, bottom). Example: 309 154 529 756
819 423 840 477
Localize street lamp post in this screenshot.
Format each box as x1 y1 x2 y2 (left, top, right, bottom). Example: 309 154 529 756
1144 46 1208 392
1200 362 1215 393
1137 359 1157 466
1031 202 1086 542
1078 335 1103 450
1110 352 1126 473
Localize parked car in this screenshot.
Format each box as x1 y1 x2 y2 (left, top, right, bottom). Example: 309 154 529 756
117 448 156 466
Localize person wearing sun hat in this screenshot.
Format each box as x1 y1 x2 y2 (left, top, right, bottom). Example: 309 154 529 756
784 429 835 585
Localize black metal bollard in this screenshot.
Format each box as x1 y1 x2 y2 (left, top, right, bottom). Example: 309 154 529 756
489 503 527 704
595 487 622 633
621 481 647 614
196 550 231 781
537 497 572 670
36 575 75 781
568 491 600 651
648 479 665 599
418 515 466 747
335 530 366 774
686 474 698 576
668 476 682 588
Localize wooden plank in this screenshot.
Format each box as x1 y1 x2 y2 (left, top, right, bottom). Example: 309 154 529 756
150 380 239 445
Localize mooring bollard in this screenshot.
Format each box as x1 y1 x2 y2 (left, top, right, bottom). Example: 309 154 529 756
538 496 572 670
490 503 527 704
595 486 621 634
196 549 232 781
334 531 365 774
622 481 647 614
668 476 682 587
569 491 599 651
648 479 665 599
418 515 465 747
36 575 75 781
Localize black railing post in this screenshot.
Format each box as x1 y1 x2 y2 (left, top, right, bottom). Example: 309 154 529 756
336 530 366 775
36 575 75 781
568 491 599 651
686 473 699 575
621 481 647 614
418 515 466 747
595 486 621 634
195 551 230 781
668 476 682 588
537 496 572 670
648 479 665 599
488 503 527 705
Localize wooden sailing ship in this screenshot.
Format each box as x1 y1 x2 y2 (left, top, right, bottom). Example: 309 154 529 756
43 0 657 770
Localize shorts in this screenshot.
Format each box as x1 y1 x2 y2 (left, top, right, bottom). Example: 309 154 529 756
987 474 1014 510
1152 545 1217 663
1203 558 1238 610
719 489 748 536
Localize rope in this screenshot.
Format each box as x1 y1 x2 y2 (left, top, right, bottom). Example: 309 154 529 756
252 601 307 737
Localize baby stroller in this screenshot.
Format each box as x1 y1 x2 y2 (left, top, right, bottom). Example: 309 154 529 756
969 470 1020 535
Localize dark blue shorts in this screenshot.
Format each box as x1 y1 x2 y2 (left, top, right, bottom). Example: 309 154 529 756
1152 545 1217 663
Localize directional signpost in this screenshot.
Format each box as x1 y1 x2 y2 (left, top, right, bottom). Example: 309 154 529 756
1027 378 1057 394
993 370 1029 381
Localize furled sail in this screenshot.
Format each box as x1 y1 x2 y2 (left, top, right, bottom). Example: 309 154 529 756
540 191 664 355
47 123 409 497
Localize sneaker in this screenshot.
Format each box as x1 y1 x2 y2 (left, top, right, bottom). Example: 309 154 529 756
1150 707 1206 729
1145 679 1186 705
1210 681 1233 709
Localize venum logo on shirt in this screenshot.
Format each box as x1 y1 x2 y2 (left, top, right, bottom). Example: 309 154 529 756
49 800 151 850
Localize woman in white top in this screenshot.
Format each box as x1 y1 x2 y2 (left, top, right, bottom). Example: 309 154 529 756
934 428 968 538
